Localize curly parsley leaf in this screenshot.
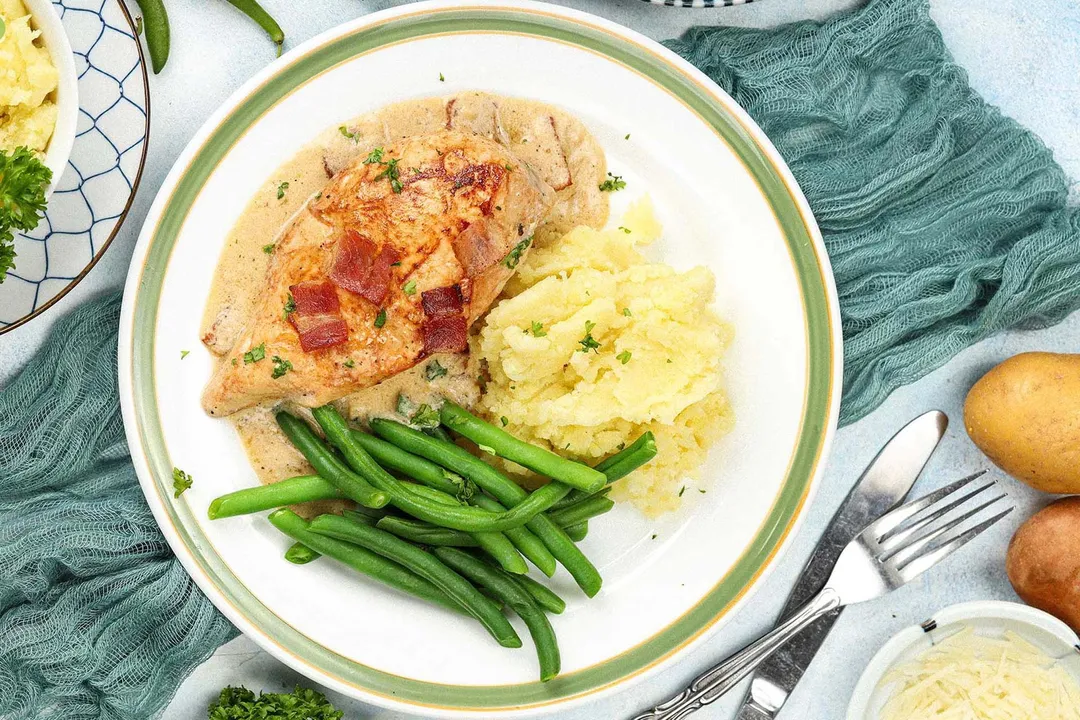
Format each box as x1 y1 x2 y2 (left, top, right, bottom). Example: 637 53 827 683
410 403 440 429
577 321 601 354
598 172 626 192
0 147 52 282
207 685 343 720
424 360 448 381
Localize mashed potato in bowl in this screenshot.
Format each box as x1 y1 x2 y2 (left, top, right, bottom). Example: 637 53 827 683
475 197 734 516
0 0 59 153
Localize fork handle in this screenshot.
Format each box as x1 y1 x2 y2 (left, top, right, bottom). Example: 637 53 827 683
630 588 842 720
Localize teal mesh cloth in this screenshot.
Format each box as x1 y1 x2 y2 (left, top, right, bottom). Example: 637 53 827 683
1 0 1078 717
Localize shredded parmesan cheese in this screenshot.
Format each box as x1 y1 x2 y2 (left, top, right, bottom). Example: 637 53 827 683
879 627 1080 720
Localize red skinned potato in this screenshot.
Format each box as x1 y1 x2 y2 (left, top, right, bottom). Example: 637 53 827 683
1005 497 1080 632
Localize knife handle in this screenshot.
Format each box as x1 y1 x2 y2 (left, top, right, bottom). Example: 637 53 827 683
629 589 842 720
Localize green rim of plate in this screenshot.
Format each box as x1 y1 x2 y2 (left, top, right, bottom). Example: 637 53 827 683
130 5 834 711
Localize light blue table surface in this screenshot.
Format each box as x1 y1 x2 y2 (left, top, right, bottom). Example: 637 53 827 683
1 0 1077 717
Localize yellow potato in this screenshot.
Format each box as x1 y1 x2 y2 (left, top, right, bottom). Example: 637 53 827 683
1006 498 1080 632
964 352 1080 494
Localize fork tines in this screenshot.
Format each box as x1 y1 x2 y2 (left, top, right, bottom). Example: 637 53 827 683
863 470 1013 583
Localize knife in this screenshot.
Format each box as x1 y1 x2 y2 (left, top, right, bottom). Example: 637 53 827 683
733 410 948 720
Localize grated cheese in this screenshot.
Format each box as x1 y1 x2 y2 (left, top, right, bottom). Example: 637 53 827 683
879 627 1080 720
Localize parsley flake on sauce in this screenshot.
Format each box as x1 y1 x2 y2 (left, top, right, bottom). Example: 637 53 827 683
577 321 600 354
403 280 417 296
180 350 190 359
502 236 532 269
622 307 632 317
598 172 626 192
339 126 358 141
276 181 289 200
363 147 385 165
262 243 275 254
271 355 293 379
618 226 631 234
343 358 355 368
616 350 632 365
283 293 296 319
411 404 440 428
374 157 403 193
528 320 547 337
425 360 448 381
172 467 193 498
500 416 509 427
374 308 387 328
243 343 266 364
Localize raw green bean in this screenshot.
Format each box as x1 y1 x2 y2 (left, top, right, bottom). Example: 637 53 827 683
435 548 560 681
475 553 566 614
372 419 601 596
564 522 588 542
472 494 556 577
284 542 320 564
208 475 345 519
309 514 521 648
356 427 555 575
133 0 170 73
376 517 480 547
310 407 543 532
268 509 462 614
561 432 658 507
440 403 605 493
548 496 615 528
224 0 284 52
276 413 389 509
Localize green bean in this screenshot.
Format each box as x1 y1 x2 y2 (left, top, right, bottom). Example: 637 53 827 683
548 496 615 528
284 542 320 564
223 0 284 53
133 0 170 73
440 403 605 493
551 486 611 512
309 514 521 648
426 425 454 444
268 509 462 614
376 517 480 547
475 553 566 614
208 475 345 519
276 414 389 509
564 522 588 542
435 548 560 681
471 494 557 577
355 428 555 575
372 419 601 596
345 503 392 523
561 432 658 508
310 407 543 532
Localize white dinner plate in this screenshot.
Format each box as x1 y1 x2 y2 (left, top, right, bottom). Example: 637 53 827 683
118 1 842 715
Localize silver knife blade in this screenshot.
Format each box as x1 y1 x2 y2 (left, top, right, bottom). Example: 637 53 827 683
735 410 948 720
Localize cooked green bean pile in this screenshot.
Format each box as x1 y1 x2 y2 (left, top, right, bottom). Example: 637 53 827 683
207 403 657 681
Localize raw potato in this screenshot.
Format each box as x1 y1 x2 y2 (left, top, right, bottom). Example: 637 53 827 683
1006 497 1080 633
964 352 1080 494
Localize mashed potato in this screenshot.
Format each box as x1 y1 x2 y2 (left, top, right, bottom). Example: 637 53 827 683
0 0 59 153
475 197 734 516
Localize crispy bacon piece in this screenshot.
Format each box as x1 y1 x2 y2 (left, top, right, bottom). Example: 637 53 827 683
288 281 348 352
329 229 400 305
451 220 504 277
422 314 468 355
421 285 464 318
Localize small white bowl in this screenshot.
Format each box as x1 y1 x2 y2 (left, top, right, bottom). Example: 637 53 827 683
21 0 78 194
847 600 1080 720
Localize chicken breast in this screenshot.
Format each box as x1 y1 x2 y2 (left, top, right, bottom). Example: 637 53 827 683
201 130 555 417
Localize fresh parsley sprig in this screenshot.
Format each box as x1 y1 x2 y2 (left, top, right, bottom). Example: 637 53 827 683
208 685 343 720
0 147 52 282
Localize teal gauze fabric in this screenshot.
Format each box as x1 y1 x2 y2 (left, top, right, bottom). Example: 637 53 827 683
1 0 1078 717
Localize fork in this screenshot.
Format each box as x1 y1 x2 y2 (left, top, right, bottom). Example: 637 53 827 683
631 471 1013 720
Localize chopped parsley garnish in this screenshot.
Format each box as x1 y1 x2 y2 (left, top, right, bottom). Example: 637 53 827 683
424 360 448 381
374 308 387 327
616 350 632 365
651 533 657 540
276 181 289 200
598 172 626 192
528 320 547 337
396 393 413 416
243 343 266 364
445 471 476 503
262 243 275 254
679 486 686 497
699 489 707 494
180 350 190 359
439 72 445 82
502 235 532 269
577 321 600 354
402 280 417 296
283 292 296 318
622 307 632 317
208 685 342 720
374 157 403 193
343 358 355 368
390 261 402 267
231 358 238 367
339 125 358 141
617 442 626 451
667 358 673 364
500 416 508 427
625 133 630 140
134 15 143 36
172 467 193 498
618 226 631 234
363 147 385 164
504 163 513 172
271 355 292 379
0 147 53 282
411 404 440 428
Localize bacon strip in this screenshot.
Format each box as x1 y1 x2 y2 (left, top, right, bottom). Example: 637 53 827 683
421 285 464 318
288 281 348 352
422 314 468 355
329 229 400 305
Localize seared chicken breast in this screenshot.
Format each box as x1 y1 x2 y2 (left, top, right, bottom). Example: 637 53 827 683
201 130 554 417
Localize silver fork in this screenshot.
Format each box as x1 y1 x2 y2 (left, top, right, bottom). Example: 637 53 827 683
631 471 1013 720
